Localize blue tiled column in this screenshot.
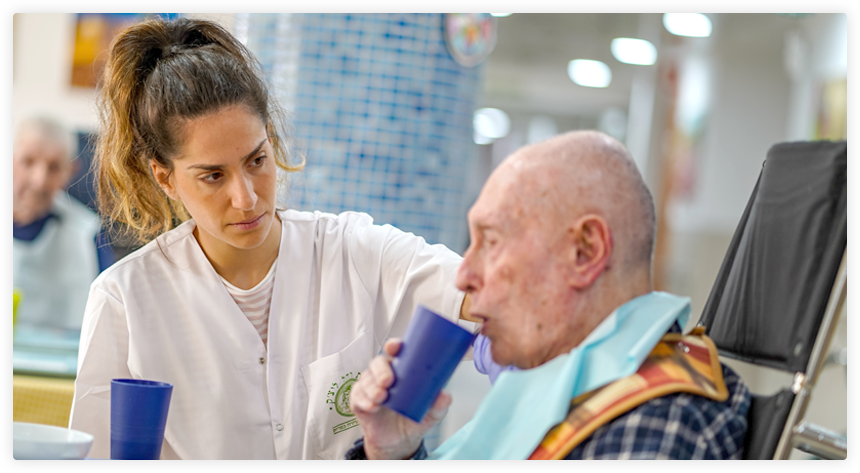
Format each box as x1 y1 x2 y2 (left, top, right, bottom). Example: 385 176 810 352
240 13 483 253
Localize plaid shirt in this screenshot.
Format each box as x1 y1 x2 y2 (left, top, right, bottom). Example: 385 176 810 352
563 362 750 459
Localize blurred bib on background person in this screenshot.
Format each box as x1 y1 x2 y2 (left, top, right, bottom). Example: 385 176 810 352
13 193 100 330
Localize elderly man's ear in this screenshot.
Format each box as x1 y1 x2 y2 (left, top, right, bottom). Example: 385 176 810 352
566 215 612 289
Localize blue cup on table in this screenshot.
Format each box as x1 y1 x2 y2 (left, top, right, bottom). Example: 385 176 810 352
110 379 173 460
382 305 476 423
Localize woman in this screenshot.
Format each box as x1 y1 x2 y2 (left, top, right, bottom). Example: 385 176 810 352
68 17 473 460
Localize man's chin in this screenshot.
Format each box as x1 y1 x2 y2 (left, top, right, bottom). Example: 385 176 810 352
489 346 516 369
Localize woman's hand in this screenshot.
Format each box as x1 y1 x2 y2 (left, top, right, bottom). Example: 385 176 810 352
349 338 452 460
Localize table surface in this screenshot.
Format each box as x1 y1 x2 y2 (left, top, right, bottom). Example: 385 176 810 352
13 325 80 378
13 374 76 428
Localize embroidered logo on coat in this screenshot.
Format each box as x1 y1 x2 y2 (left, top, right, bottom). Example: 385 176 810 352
328 371 360 435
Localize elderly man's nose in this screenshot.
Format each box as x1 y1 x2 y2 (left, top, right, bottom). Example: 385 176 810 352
456 255 482 293
30 164 51 190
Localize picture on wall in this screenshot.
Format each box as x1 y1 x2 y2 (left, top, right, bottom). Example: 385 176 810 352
70 13 178 88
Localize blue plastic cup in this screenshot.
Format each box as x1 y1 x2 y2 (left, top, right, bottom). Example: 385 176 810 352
110 379 173 460
382 305 476 423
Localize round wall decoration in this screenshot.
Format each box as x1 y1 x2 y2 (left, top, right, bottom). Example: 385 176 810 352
444 13 498 67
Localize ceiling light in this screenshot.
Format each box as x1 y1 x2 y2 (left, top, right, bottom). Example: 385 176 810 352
662 13 712 37
473 108 511 141
474 130 493 145
568 59 612 88
611 37 658 65
491 13 512 18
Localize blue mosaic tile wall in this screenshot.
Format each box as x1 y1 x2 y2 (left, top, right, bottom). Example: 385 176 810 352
238 13 483 253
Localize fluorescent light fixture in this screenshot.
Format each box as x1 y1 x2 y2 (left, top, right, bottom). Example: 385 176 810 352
663 13 712 37
491 13 512 17
611 38 657 65
568 59 612 88
474 130 493 145
675 56 711 136
473 108 511 140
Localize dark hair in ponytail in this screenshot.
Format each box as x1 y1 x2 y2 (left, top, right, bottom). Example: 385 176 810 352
95 17 303 244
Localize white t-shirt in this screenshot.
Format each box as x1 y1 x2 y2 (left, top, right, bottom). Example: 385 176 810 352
70 209 466 459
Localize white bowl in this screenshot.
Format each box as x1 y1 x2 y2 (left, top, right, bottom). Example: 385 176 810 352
13 422 94 460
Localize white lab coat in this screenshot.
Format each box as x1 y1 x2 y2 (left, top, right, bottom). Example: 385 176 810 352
69 209 466 459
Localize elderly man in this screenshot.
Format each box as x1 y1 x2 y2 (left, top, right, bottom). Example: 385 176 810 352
347 131 750 460
13 116 114 330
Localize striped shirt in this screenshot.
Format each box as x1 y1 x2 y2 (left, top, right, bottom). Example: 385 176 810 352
220 261 277 346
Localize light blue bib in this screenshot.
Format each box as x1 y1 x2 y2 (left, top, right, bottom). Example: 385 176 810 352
428 291 690 460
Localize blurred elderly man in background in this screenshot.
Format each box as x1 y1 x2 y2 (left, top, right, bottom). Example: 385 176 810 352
13 116 114 330
348 130 750 460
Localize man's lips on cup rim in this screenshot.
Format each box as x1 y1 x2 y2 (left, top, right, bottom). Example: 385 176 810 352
469 308 489 321
470 312 491 333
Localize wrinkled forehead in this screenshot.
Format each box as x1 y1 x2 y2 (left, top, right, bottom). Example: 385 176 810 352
469 147 592 237
468 158 535 231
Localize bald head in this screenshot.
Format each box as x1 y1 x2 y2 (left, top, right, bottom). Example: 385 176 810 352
14 116 76 158
498 130 655 274
458 130 656 367
13 116 77 226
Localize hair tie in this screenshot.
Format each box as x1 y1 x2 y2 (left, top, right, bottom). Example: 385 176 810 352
138 44 180 83
161 44 181 60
